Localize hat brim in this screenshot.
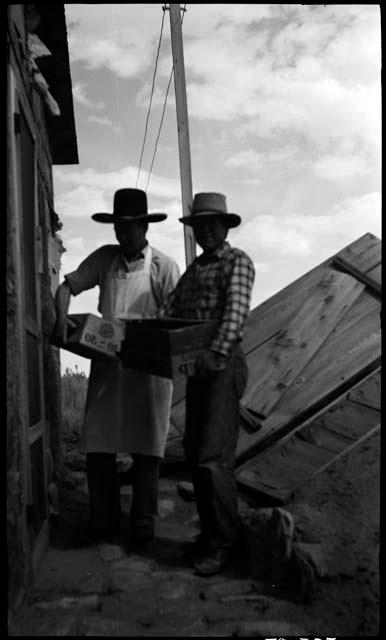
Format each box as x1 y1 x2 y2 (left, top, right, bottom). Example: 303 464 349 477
178 212 241 228
92 213 167 223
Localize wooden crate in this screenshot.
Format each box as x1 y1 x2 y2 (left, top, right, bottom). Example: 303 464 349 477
52 313 125 359
120 318 218 378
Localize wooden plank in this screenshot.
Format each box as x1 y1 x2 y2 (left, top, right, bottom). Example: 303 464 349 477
347 370 380 410
242 369 381 458
242 263 330 355
237 424 380 503
237 328 381 461
236 374 381 502
242 272 365 416
243 290 380 425
277 300 381 415
296 422 352 454
334 233 381 273
243 233 380 355
367 263 381 285
312 400 381 440
331 256 381 296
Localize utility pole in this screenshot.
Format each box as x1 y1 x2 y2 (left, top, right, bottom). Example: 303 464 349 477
169 3 196 267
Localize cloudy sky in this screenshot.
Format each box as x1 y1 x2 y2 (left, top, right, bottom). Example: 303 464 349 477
54 4 381 374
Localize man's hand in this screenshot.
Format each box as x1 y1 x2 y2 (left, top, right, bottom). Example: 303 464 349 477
195 350 227 376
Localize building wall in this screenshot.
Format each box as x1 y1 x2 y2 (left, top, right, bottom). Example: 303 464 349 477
7 4 74 614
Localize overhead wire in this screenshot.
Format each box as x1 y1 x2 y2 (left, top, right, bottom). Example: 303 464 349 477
135 6 167 188
144 68 174 193
145 4 188 193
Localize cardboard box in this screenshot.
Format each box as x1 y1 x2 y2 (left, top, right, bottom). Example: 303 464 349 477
120 318 219 378
52 313 125 360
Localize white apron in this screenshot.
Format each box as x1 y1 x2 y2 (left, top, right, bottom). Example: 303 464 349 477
81 248 173 457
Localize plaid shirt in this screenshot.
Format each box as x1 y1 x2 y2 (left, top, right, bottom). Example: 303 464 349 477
161 241 255 357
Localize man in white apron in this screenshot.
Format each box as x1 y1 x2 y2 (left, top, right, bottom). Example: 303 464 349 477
54 188 180 545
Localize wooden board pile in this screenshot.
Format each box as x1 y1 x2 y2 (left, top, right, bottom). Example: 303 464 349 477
169 232 381 504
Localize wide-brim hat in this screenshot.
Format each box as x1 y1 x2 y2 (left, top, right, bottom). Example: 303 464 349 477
92 188 167 223
179 192 241 228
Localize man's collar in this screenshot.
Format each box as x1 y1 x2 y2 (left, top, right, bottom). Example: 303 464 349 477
197 241 230 263
121 241 149 266
121 241 149 262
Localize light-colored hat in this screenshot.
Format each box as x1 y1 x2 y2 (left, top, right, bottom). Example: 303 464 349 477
179 192 241 228
92 189 167 224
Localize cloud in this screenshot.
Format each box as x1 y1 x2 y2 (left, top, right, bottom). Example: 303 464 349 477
53 166 181 218
232 191 381 261
65 4 380 168
88 115 121 132
72 82 104 110
65 236 86 253
226 144 301 172
182 5 380 160
65 4 166 78
313 153 372 181
54 184 110 219
225 149 264 170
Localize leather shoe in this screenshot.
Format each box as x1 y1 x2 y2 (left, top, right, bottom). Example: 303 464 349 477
193 548 231 576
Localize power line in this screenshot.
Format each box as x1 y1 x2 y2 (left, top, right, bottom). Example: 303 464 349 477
145 4 187 193
145 67 174 193
135 6 167 188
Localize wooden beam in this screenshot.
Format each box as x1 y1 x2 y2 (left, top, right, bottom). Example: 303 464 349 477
331 256 381 296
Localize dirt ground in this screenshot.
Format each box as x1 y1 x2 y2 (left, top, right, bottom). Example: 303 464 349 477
8 429 380 637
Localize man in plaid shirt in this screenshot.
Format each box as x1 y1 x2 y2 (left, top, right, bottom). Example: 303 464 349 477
162 192 255 576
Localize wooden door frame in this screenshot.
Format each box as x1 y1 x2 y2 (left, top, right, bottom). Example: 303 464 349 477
8 66 49 576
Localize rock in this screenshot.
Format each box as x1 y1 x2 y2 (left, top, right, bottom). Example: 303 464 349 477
98 543 125 562
237 620 305 637
108 567 154 593
220 593 268 604
116 453 133 474
110 557 154 573
160 582 187 600
77 614 134 636
293 542 326 578
61 470 87 490
9 611 77 637
269 507 294 562
64 448 86 472
158 498 176 518
205 579 258 599
289 541 326 601
177 481 195 501
35 594 100 610
48 482 60 515
239 506 294 582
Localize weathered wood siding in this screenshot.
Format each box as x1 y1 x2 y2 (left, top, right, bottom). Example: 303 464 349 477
7 4 77 614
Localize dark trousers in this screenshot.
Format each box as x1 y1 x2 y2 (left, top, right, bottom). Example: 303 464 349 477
184 344 248 550
86 452 160 535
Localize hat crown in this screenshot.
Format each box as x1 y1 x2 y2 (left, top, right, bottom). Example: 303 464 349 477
192 192 227 215
113 188 148 217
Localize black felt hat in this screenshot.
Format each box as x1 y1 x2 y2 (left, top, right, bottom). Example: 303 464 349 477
92 189 167 223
